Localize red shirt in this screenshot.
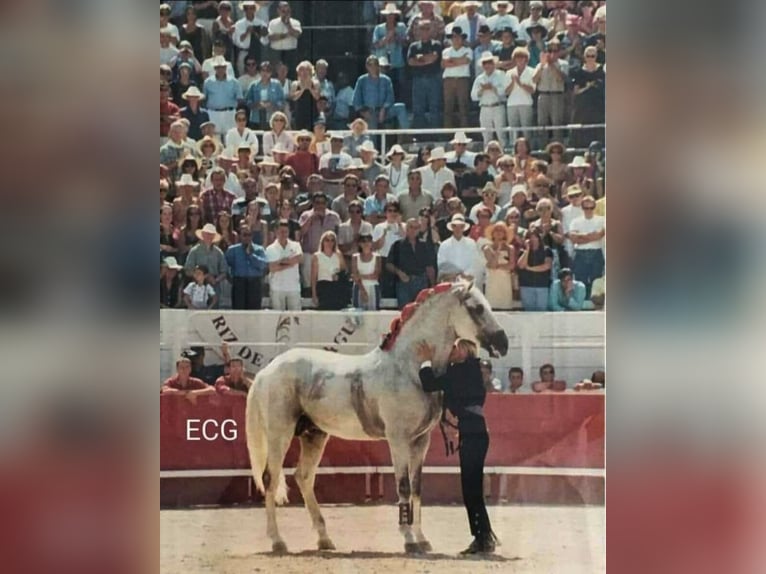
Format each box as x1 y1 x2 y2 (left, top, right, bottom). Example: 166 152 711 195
161 375 208 392
285 151 319 190
214 375 249 393
199 188 237 224
160 100 180 136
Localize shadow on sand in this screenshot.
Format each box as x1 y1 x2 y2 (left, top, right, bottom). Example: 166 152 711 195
254 549 521 562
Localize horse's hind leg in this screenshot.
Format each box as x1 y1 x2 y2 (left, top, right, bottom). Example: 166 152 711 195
264 425 293 554
409 432 433 552
296 429 334 550
389 439 418 553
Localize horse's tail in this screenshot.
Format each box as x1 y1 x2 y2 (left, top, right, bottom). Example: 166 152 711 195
246 372 289 505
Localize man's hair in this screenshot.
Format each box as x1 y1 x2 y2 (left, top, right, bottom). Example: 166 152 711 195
384 199 400 212
473 153 489 166
277 219 291 229
194 264 209 274
343 173 360 185
532 159 548 174
558 267 573 281
175 357 192 368
539 363 555 376
509 367 523 377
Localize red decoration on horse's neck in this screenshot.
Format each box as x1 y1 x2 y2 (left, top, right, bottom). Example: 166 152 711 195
379 283 453 351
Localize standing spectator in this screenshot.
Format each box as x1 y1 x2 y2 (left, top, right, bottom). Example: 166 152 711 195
351 234 382 311
215 357 251 397
160 83 181 143
563 155 595 197
441 27 473 129
480 359 504 392
398 170 435 221
339 200 373 260
232 1 268 76
160 4 179 44
482 222 515 310
471 52 509 148
364 174 397 224
172 41 204 84
262 111 295 156
268 1 303 72
558 14 586 69
407 0 445 43
516 228 552 311
342 119 373 159
548 267 587 311
384 144 410 194
245 62 285 130
453 1 487 49
495 27 519 72
532 39 569 146
179 5 212 64
437 214 481 282
472 25 502 76
417 207 440 279
352 55 409 130
508 367 524 393
161 357 215 398
284 131 318 190
275 62 293 123
387 218 434 309
183 264 218 309
371 3 408 100
435 197 466 241
199 167 237 223
518 1 550 44
238 56 261 95
267 198 300 244
203 57 243 137
570 45 605 147
529 197 567 270
266 220 303 310
314 60 335 114
487 1 520 35
416 147 455 200
184 223 228 300
171 63 197 107
298 193 341 292
289 61 320 131
179 86 209 141
211 1 236 63
371 200 406 298
225 110 259 155
332 174 363 222
560 184 584 259
407 19 443 130
201 39 235 80
568 194 604 297
161 257 184 309
160 27 180 67
532 364 567 392
311 231 348 310
469 183 502 223
319 133 353 181
225 224 269 310
504 47 536 142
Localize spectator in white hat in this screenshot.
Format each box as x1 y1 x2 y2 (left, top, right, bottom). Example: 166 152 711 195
437 214 482 283
471 51 509 148
487 1 520 35
178 86 209 141
518 0 550 44
224 109 259 157
372 3 408 100
416 147 456 204
202 38 236 80
446 131 476 170
233 0 269 76
184 223 228 304
203 57 243 137
452 1 487 49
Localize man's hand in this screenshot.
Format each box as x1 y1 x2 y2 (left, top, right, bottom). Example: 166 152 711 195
397 270 410 283
378 108 386 124
415 341 435 362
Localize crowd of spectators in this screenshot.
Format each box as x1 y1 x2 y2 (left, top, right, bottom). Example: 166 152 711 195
481 361 605 393
161 1 606 312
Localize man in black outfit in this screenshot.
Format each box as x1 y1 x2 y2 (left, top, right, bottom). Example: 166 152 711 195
387 218 435 309
416 338 499 555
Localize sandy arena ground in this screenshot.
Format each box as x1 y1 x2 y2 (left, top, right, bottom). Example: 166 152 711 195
161 504 605 573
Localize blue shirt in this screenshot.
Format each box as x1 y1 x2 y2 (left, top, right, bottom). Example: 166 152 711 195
352 73 395 112
333 86 354 121
203 77 242 110
548 280 586 311
363 193 397 217
225 243 269 278
244 79 286 123
372 22 408 69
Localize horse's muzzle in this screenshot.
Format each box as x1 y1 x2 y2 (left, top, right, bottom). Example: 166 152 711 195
483 330 509 358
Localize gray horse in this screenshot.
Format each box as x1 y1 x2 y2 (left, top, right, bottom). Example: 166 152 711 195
245 281 509 553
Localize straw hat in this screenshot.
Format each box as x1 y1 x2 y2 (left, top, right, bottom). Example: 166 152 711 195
566 184 584 197
196 135 222 156
258 156 280 167
568 156 588 169
491 0 512 10
195 223 222 243
175 173 200 187
427 147 447 162
446 214 471 231
182 86 205 100
358 141 378 155
380 2 401 15
162 256 183 270
386 144 406 158
479 51 499 64
450 131 472 145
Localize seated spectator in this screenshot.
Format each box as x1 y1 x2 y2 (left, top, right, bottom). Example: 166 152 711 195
481 359 504 392
160 26 180 67
433 181 459 222
508 367 524 393
436 197 466 241
460 153 494 211
319 133 353 182
384 144 410 194
311 231 349 310
183 264 218 309
215 357 252 397
200 167 237 223
161 204 179 260
266 220 303 311
309 119 332 160
446 131 477 173
492 155 518 208
516 228 552 311
437 214 481 283
277 166 300 203
497 183 530 223
532 363 567 392
417 207 440 275
160 120 196 181
562 156 595 197
549 267 587 311
352 54 409 130
568 194 605 298
225 110 259 156
170 62 196 107
332 174 363 222
545 141 568 193
285 130 319 190
343 118 373 158
315 59 336 112
387 218 434 309
417 147 456 202
225 224 269 310
483 221 515 310
262 111 295 157
592 369 605 388
160 256 184 308
351 234 382 311
197 134 222 176
338 200 373 261
359 141 385 187
485 140 504 176
178 85 209 141
372 199 406 298
177 205 202 262
590 274 605 309
469 182 502 223
161 356 215 399
364 174 397 225
529 197 567 268
469 205 493 242
398 170 435 221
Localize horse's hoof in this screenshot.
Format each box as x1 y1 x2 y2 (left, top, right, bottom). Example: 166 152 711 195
317 538 336 551
272 540 288 554
418 540 433 553
404 542 424 554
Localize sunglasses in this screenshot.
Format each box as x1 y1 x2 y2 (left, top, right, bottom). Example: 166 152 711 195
569 193 583 198
583 206 595 211
344 182 357 187
585 54 597 59
273 118 286 123
349 209 362 214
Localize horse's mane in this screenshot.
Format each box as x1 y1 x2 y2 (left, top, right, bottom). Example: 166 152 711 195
380 282 455 351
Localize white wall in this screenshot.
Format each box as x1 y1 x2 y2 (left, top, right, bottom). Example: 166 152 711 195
160 310 605 388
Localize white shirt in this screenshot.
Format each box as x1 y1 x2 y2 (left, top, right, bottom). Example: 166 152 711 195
266 239 303 292
268 17 302 51
224 127 260 156
561 204 584 256
416 165 456 197
183 282 215 309
385 163 410 194
238 73 261 94
445 150 476 170
505 65 536 107
441 45 472 78
163 22 180 43
233 17 269 51
313 139 332 159
318 151 352 171
452 14 488 45
262 131 295 156
160 45 179 66
487 13 520 34
470 70 509 105
569 215 605 250
372 221 405 257
468 203 501 223
437 235 481 278
202 57 235 80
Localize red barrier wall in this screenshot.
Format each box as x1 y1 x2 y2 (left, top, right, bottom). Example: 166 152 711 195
161 393 604 506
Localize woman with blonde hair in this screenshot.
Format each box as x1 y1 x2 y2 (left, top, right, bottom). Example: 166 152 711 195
493 154 516 206
262 111 295 157
309 119 331 159
343 118 372 158
290 60 321 130
311 230 349 310
483 221 515 310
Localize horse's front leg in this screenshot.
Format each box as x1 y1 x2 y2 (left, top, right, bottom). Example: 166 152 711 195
409 432 433 552
389 439 419 553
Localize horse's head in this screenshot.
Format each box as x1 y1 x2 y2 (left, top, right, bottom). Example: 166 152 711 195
449 281 509 358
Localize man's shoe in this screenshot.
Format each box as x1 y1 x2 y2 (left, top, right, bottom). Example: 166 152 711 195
479 538 496 554
459 538 481 555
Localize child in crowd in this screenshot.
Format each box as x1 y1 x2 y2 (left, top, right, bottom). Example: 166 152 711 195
183 264 217 309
